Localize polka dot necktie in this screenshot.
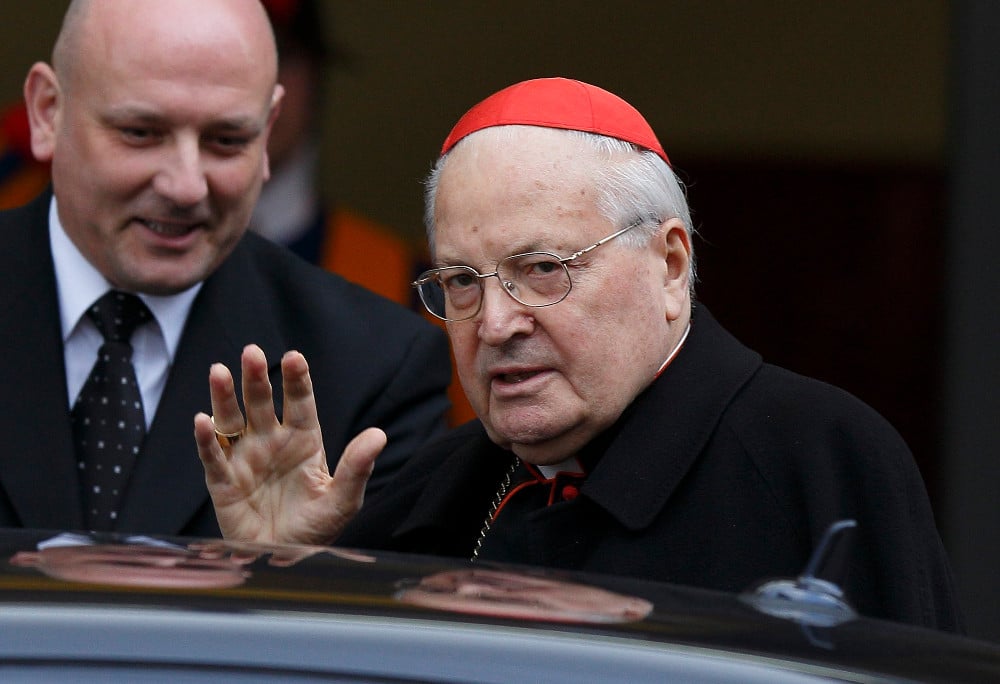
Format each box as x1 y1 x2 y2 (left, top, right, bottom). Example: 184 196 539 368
71 290 152 531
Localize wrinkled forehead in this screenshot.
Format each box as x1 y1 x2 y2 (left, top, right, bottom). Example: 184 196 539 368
433 128 608 264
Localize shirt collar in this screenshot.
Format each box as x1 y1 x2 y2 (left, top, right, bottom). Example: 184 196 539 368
48 196 202 359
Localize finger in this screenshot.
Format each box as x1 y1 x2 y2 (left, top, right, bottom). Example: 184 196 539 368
188 542 226 559
240 344 280 432
280 350 320 431
267 554 300 568
227 549 261 566
268 547 322 567
208 363 244 434
194 411 230 482
325 427 386 525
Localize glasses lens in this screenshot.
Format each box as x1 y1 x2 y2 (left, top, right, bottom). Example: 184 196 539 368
498 253 571 306
418 266 482 321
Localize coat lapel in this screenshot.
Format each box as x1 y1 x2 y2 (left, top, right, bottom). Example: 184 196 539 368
0 192 85 529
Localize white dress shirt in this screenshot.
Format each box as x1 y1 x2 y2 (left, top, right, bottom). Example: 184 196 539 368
49 198 202 428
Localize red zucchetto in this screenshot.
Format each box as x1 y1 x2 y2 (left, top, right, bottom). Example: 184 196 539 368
440 77 669 165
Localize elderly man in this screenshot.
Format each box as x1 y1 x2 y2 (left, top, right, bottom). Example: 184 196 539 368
0 0 450 536
197 78 960 631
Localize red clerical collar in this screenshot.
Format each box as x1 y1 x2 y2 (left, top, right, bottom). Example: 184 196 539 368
654 322 691 380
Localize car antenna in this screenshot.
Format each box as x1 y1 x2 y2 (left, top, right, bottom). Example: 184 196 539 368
740 519 859 636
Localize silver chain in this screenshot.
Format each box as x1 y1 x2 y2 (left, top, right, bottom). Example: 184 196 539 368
470 456 521 561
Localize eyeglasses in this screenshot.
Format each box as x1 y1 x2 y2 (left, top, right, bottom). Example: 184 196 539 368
413 218 650 322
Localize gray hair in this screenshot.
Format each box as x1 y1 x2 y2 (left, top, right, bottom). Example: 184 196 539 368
423 125 696 284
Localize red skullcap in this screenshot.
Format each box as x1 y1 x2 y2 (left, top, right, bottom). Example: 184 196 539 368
440 77 669 165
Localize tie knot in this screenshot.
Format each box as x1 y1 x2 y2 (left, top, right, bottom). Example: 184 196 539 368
86 290 151 343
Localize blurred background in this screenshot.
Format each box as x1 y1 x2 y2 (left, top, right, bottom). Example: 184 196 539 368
2 1 997 640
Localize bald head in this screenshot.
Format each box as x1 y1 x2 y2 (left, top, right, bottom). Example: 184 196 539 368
52 0 279 93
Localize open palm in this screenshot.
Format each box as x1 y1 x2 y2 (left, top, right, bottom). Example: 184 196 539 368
194 345 384 545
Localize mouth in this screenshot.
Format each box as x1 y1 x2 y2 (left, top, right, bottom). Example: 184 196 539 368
489 363 553 389
496 370 542 384
137 218 203 237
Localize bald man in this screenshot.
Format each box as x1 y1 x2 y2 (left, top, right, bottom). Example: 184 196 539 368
0 0 450 536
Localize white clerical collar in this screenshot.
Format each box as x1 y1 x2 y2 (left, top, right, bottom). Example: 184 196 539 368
537 457 586 480
48 196 202 360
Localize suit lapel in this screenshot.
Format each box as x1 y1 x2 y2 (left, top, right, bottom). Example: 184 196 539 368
116 235 287 533
0 192 85 529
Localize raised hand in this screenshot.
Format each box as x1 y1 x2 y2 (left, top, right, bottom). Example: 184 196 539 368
194 344 386 545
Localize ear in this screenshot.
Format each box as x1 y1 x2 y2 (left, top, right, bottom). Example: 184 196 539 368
261 83 285 183
652 218 692 322
23 62 61 163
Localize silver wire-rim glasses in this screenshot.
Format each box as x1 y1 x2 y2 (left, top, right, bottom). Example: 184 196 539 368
413 217 653 322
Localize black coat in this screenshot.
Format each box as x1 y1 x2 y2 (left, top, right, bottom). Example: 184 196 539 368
341 305 961 632
0 191 452 536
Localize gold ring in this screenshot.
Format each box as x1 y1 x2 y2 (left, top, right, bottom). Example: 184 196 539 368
211 417 245 449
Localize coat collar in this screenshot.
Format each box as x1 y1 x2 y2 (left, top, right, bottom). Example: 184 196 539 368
583 305 762 530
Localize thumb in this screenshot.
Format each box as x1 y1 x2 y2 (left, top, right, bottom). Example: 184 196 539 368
326 427 387 523
339 427 387 481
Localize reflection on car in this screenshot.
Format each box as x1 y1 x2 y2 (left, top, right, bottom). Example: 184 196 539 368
1 524 999 683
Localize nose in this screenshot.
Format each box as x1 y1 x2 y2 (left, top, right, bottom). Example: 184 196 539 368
477 275 535 345
152 135 208 206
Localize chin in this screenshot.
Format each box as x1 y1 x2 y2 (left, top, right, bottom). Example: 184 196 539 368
487 413 555 444
484 396 593 451
117 262 212 296
491 422 587 465
122 278 200 297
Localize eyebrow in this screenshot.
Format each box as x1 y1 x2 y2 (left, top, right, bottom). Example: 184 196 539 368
102 107 265 134
434 239 567 270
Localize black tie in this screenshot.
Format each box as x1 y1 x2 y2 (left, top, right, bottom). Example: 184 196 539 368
71 290 152 531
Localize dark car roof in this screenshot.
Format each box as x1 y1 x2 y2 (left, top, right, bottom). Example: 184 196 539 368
1 528 999 683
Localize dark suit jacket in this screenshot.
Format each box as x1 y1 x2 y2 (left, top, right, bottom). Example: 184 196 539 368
0 191 452 536
340 305 961 632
